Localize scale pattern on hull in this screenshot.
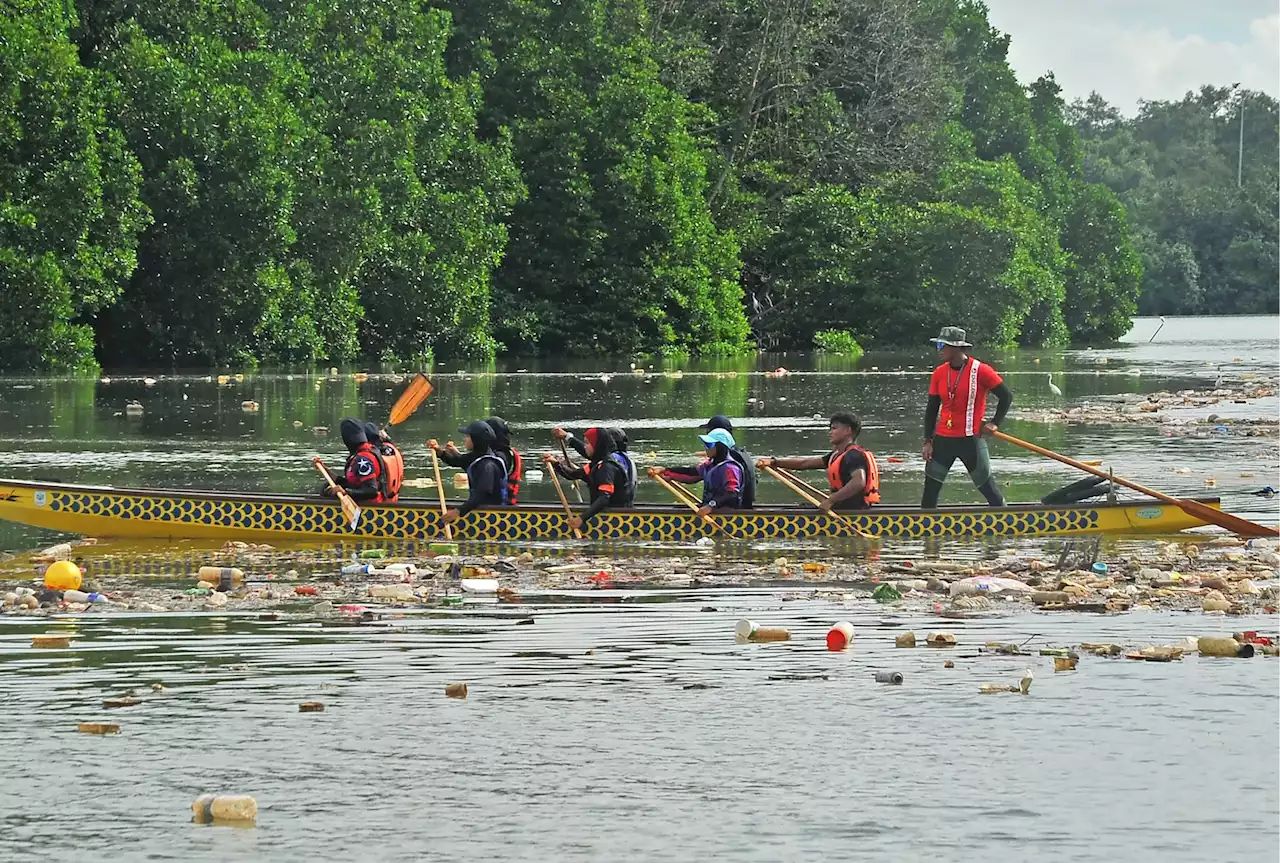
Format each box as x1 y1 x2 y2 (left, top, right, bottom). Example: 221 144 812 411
42 488 1101 540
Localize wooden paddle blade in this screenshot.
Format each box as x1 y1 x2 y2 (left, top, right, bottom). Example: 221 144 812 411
341 494 362 530
388 374 433 425
1176 497 1279 538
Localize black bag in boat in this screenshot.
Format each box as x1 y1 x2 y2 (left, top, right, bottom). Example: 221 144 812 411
1040 475 1109 506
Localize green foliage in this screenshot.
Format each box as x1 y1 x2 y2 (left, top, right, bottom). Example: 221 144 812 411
439 0 750 358
813 330 864 358
0 0 148 372
2 0 1266 373
1073 86 1279 316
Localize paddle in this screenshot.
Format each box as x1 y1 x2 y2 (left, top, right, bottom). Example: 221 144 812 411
648 467 726 536
546 456 584 539
388 373 433 426
993 430 1279 538
429 448 453 540
760 464 870 539
558 438 585 503
313 458 362 529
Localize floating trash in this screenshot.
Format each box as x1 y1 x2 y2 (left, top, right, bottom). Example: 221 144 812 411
735 619 790 642
299 702 325 713
894 631 917 648
77 722 120 735
826 621 854 651
191 795 257 825
873 671 903 685
872 583 901 603
43 560 81 591
445 683 468 699
1197 636 1254 658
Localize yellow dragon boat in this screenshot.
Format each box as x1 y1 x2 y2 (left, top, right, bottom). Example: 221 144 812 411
0 479 1217 543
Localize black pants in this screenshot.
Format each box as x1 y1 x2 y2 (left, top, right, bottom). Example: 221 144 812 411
921 435 1003 508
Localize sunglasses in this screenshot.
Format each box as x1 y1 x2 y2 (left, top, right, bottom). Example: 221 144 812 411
935 340 947 350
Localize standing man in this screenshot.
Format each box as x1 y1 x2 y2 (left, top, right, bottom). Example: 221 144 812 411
921 326 1011 508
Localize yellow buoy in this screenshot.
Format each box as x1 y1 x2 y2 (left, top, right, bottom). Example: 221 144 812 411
44 560 82 591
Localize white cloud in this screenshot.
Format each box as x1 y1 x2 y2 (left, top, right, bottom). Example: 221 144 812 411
983 1 1279 113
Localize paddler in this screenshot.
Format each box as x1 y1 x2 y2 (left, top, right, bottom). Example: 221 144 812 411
552 425 637 500
440 420 509 525
431 415 523 504
545 427 634 531
362 421 404 503
921 326 1010 508
700 415 757 508
757 412 880 510
661 428 744 514
318 418 387 502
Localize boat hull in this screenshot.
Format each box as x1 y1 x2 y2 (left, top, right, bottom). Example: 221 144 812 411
0 480 1218 543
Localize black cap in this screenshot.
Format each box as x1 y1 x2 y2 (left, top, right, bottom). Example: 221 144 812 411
701 414 733 432
457 420 496 449
340 417 368 452
485 415 510 440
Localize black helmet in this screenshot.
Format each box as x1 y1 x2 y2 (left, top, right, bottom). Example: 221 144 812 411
485 415 511 447
363 421 388 445
340 417 368 453
701 414 733 432
457 420 496 451
608 426 628 452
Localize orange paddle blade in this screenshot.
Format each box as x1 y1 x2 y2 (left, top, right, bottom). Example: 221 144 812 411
388 374 433 425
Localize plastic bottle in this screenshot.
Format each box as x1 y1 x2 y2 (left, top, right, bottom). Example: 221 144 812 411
1197 636 1255 658
63 589 90 604
191 795 257 824
874 671 904 684
197 567 244 591
341 563 374 576
735 619 790 642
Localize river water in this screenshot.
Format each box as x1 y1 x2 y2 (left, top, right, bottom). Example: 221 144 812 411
0 315 1277 861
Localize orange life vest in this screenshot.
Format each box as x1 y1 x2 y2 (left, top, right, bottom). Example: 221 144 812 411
827 444 880 506
379 442 404 502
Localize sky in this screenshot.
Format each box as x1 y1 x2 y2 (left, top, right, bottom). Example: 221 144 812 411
983 0 1279 113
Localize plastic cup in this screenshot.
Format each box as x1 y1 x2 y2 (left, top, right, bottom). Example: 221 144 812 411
826 621 854 651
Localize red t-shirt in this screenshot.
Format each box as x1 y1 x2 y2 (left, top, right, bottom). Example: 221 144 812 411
929 357 1002 438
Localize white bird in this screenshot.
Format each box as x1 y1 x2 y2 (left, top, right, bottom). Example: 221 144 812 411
1046 373 1062 397
1020 667 1034 694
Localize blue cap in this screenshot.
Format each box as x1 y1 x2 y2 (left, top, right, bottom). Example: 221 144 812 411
698 428 735 449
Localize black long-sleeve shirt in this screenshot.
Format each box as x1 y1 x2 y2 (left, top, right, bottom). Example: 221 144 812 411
553 458 628 523
456 455 507 516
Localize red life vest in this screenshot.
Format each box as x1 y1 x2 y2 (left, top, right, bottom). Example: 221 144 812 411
345 443 385 503
827 444 880 506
